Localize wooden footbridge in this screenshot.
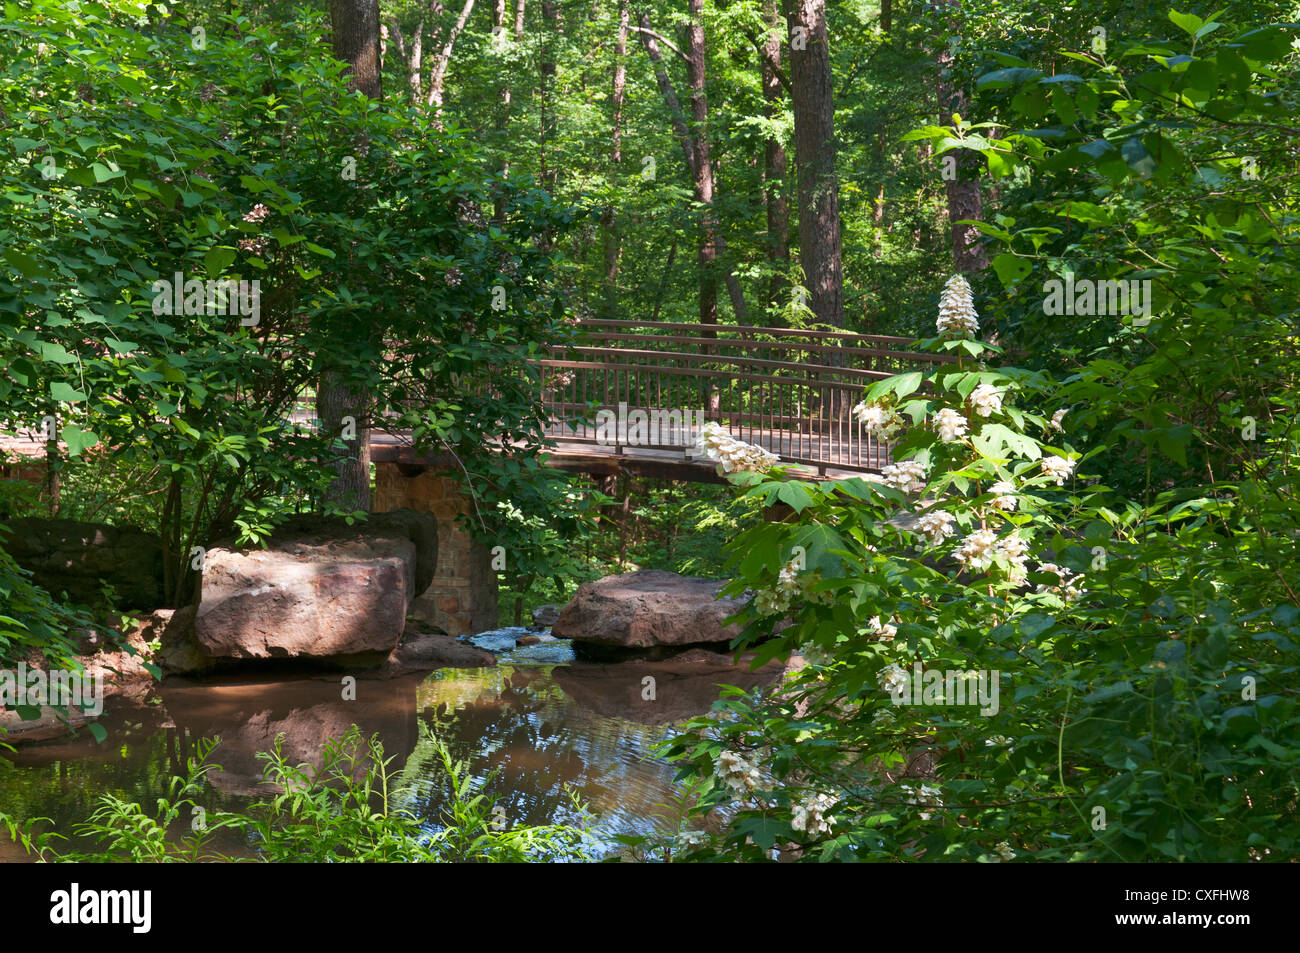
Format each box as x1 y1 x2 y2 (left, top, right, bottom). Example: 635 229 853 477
3 320 947 486
372 319 949 483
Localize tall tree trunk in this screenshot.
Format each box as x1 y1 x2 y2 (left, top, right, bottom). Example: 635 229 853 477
636 9 746 329
330 0 383 98
384 16 423 100
761 0 789 320
494 0 526 222
784 0 843 330
684 0 718 337
536 0 561 252
321 0 381 512
427 0 477 115
601 0 629 315
936 0 986 273
539 0 560 197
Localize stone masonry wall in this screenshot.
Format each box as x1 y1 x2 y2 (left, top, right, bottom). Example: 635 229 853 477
373 464 498 637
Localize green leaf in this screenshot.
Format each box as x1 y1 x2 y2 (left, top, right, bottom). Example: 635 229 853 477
1121 137 1157 178
50 382 87 402
992 253 1032 287
204 247 237 276
976 67 1043 90
1168 10 1204 35
4 250 49 279
892 371 923 399
733 816 786 850
775 481 816 513
61 424 99 456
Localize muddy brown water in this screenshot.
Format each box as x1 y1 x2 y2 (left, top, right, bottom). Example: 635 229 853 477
0 651 787 860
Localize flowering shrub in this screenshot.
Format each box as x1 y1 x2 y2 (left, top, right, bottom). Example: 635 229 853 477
650 277 1300 863
694 423 780 475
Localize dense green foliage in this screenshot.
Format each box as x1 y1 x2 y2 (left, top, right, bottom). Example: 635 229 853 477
1 725 592 861
1 0 571 620
2 0 1297 864
646 6 1300 860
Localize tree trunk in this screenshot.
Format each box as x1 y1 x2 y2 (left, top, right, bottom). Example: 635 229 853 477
329 0 383 99
427 0 477 115
384 16 423 101
601 0 629 315
784 0 844 330
318 375 371 511
935 0 987 273
683 0 722 411
761 0 789 319
637 10 745 332
539 0 560 197
684 0 718 337
322 0 381 512
494 0 526 222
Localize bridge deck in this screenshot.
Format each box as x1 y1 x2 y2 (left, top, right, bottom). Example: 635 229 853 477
4 321 938 485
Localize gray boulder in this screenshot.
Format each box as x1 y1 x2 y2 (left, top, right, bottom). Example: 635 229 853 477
531 604 562 627
378 633 496 677
195 527 417 661
552 570 748 652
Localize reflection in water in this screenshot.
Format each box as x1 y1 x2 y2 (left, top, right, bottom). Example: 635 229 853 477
1 654 787 858
404 666 692 843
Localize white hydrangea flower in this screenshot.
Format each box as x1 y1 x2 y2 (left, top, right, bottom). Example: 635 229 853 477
869 616 897 641
753 589 791 616
995 841 1016 862
881 460 927 494
902 782 944 820
956 528 999 572
714 750 762 795
791 792 837 836
776 558 802 593
675 829 710 849
878 662 909 696
994 532 1031 584
1048 408 1067 432
970 383 1004 418
1040 455 1075 486
934 407 969 444
1035 562 1085 601
936 274 980 336
915 509 956 545
988 480 1017 512
753 556 812 617
694 422 779 474
800 641 834 667
852 400 898 438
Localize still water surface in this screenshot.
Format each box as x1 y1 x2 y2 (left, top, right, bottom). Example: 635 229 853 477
0 647 784 859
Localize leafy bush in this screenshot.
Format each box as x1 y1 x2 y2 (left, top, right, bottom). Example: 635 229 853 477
654 276 1299 862
0 526 94 672
0 1 575 607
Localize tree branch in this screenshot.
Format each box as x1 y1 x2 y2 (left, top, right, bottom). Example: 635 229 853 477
628 23 690 62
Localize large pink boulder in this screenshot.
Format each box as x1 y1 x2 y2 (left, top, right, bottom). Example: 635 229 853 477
195 533 415 660
552 570 748 652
